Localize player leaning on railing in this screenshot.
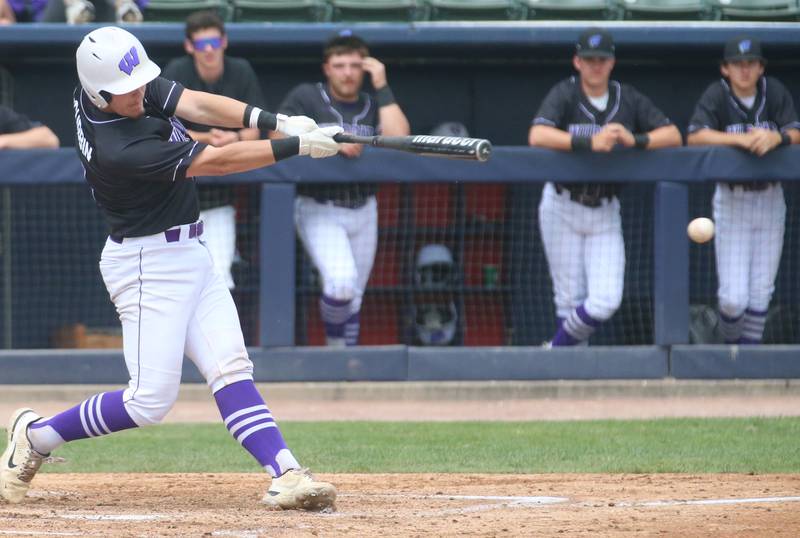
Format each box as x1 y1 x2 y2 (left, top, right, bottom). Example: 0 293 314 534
1 26 340 511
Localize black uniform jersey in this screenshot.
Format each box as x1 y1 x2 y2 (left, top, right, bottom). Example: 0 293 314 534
162 56 265 133
687 76 800 135
533 76 673 199
0 105 38 133
73 77 207 238
279 82 379 202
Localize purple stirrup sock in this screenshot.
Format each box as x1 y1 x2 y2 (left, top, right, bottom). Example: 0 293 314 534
344 312 360 346
214 380 299 477
320 295 352 341
552 305 601 346
28 390 138 453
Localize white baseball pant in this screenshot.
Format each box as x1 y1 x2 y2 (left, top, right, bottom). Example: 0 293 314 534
99 222 253 426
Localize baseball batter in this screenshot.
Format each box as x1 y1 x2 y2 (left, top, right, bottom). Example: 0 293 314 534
687 36 800 344
530 28 681 346
1 26 341 510
276 31 410 346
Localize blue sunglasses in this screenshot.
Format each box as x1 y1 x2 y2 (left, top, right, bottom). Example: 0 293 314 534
193 37 223 51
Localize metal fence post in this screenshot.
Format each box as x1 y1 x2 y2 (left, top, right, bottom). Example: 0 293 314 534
259 183 296 347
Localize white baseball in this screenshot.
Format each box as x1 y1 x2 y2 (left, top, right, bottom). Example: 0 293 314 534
687 217 714 243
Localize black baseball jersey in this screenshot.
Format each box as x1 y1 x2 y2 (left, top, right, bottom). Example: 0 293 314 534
688 76 800 135
0 105 38 133
278 82 379 201
162 56 265 133
533 76 673 198
73 77 207 239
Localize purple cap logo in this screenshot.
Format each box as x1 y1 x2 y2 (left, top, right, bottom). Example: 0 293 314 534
118 46 140 76
738 39 751 54
588 34 602 48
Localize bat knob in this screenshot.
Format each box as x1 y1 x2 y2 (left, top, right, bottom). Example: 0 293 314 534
475 140 493 162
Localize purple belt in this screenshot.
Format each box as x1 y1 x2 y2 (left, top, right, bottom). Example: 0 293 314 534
110 221 204 244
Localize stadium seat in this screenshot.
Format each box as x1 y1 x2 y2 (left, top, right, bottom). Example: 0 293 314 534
618 0 716 20
144 0 232 22
710 0 800 21
523 0 620 20
331 0 426 22
428 0 527 21
233 0 331 22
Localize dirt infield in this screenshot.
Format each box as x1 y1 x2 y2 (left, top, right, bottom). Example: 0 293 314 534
2 473 799 536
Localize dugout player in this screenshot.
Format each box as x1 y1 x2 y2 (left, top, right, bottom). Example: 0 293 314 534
529 28 681 346
687 36 800 344
1 26 340 510
275 31 410 347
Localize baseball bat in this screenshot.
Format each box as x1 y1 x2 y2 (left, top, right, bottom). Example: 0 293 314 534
333 133 492 162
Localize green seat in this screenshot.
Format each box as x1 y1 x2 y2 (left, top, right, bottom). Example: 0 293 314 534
428 0 527 21
144 0 232 22
523 0 619 20
331 0 426 21
711 0 800 20
618 0 715 20
233 0 331 22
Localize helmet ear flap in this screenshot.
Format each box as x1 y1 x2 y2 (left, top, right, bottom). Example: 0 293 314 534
99 90 113 105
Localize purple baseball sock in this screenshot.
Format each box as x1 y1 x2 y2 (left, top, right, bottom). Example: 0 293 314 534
344 312 360 346
320 295 352 345
27 389 138 454
214 380 299 477
740 308 767 344
552 305 601 346
718 310 744 344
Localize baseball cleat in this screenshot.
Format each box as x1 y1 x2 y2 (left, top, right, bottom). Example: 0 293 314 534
1 408 46 504
262 468 337 511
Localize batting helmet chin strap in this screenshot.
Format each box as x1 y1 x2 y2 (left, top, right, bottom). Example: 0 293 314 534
76 26 161 108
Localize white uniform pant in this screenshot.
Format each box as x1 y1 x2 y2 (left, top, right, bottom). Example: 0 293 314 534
539 183 625 321
99 222 253 427
294 195 378 312
713 183 785 317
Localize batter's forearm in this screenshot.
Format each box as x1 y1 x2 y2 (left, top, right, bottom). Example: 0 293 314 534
176 90 249 130
186 139 292 176
645 125 682 149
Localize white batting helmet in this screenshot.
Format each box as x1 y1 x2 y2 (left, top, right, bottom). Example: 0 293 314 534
76 26 160 108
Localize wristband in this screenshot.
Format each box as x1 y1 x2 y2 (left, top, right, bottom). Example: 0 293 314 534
375 85 396 107
271 137 300 162
571 135 592 152
780 132 791 147
243 105 278 131
634 133 650 149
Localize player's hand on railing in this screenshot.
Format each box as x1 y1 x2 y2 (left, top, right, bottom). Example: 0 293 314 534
276 114 319 136
747 128 782 157
591 128 617 152
605 123 635 148
299 126 344 158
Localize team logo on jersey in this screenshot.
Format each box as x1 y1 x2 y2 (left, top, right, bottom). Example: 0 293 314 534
738 40 751 54
588 34 603 48
118 46 140 76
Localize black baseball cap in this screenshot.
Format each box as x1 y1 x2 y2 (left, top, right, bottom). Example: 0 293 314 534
723 36 764 63
575 28 615 59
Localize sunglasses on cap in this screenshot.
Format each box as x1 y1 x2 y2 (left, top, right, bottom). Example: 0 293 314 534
193 37 223 51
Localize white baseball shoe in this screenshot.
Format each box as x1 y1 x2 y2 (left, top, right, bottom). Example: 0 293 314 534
116 0 143 23
65 0 95 24
262 468 336 511
1 408 46 504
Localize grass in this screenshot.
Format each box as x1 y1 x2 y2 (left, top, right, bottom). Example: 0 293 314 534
3 418 799 474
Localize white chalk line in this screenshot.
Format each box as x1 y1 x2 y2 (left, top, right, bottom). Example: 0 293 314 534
630 496 800 508
59 514 164 521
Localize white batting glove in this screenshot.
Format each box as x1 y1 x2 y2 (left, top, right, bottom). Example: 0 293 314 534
299 126 343 159
276 114 318 136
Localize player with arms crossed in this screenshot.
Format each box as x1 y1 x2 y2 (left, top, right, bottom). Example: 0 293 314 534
1 27 341 510
687 36 800 344
276 31 410 346
530 28 681 346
